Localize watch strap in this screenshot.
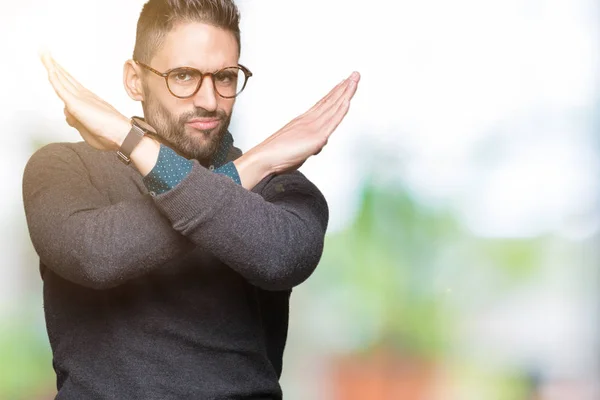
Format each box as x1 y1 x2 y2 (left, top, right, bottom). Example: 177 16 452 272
117 119 146 165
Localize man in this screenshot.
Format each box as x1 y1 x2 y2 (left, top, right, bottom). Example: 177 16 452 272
23 0 360 398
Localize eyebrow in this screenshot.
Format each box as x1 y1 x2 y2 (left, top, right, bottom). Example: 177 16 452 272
168 65 238 74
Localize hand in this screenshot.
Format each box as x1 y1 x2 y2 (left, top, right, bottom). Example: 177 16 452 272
41 52 131 151
252 71 361 174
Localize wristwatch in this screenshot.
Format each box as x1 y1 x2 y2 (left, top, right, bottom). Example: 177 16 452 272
116 117 149 165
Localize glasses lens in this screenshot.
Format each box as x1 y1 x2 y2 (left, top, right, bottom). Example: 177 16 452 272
213 67 247 98
167 68 203 98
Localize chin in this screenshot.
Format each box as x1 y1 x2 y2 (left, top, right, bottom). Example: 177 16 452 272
184 129 221 154
186 124 221 138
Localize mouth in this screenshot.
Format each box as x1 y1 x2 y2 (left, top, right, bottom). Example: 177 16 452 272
186 118 221 131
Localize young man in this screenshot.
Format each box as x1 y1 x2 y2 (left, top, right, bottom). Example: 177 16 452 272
23 0 360 398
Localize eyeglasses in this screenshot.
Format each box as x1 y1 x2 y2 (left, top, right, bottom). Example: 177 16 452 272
134 60 252 99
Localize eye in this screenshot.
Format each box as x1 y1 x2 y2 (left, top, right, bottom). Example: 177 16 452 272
169 69 200 84
175 72 193 82
215 70 237 85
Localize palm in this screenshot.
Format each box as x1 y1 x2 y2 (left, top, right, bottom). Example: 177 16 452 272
41 53 129 151
261 72 360 174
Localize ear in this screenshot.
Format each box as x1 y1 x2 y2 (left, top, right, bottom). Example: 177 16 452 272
123 60 145 101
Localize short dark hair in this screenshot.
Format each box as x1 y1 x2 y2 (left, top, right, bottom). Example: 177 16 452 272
133 0 241 63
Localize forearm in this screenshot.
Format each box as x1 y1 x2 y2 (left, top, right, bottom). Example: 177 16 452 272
23 134 277 290
86 121 325 289
150 165 329 290
123 129 327 289
32 198 195 289
23 144 194 289
232 147 273 190
128 132 272 191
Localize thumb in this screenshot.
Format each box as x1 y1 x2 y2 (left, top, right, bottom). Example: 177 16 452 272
64 107 76 127
64 107 90 134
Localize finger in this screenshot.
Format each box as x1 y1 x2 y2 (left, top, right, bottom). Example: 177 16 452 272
40 52 53 73
41 53 76 99
348 71 361 84
42 53 82 97
64 108 75 127
323 99 351 139
313 82 353 140
308 78 347 113
51 56 85 92
49 57 81 96
315 76 355 127
307 70 357 116
324 71 359 102
322 72 359 124
343 72 360 100
311 71 359 120
308 82 347 124
44 60 77 105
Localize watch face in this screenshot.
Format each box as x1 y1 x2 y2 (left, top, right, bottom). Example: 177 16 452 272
132 117 156 134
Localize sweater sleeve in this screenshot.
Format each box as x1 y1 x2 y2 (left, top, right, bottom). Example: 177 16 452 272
22 143 196 289
23 143 329 291
148 161 329 290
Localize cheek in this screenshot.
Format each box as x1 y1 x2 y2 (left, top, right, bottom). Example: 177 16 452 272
145 82 181 114
167 100 189 120
218 99 235 116
151 96 185 121
144 99 176 130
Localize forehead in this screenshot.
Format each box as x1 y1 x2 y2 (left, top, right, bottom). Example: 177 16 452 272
151 21 239 71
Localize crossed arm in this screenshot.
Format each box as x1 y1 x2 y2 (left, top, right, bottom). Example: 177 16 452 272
23 143 328 290
41 53 360 189
24 54 359 290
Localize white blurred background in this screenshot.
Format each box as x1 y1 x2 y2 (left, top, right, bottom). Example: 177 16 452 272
0 0 599 399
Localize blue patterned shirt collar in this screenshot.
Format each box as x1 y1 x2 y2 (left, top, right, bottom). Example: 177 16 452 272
137 117 235 168
211 131 234 168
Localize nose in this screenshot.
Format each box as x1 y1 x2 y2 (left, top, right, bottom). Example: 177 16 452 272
192 75 218 112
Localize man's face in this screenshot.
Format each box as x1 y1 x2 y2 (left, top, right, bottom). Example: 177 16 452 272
141 22 239 164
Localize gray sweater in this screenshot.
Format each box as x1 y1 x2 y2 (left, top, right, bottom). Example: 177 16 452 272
22 140 328 399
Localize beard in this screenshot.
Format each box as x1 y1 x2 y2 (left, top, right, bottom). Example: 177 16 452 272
142 91 231 166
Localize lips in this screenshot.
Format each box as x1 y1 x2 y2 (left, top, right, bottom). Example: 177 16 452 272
186 118 221 130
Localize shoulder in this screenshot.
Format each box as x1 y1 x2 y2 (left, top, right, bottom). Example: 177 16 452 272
26 141 94 165
23 141 102 182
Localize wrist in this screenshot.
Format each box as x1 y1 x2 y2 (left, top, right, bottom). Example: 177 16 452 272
233 148 273 190
115 116 133 149
131 135 161 177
